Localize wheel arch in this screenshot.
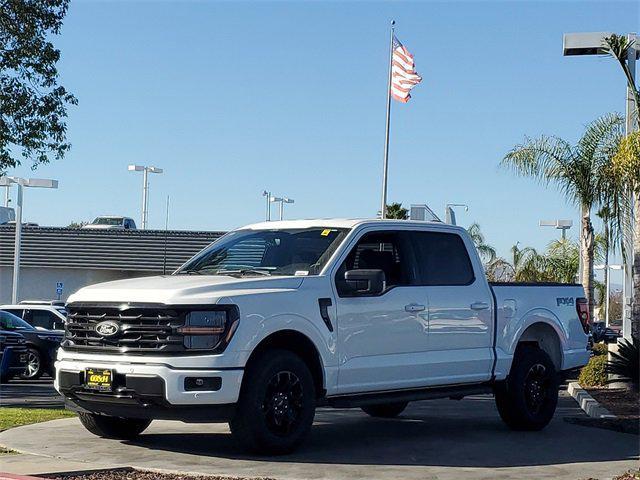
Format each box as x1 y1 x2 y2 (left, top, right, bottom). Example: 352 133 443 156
244 329 326 398
514 322 563 371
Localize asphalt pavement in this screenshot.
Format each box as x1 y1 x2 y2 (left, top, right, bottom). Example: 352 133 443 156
1 391 637 480
0 377 64 409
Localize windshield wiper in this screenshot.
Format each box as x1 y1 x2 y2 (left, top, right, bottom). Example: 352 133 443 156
176 269 204 275
217 268 272 277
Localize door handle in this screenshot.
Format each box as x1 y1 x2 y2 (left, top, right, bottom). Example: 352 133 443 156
470 302 490 311
405 303 426 313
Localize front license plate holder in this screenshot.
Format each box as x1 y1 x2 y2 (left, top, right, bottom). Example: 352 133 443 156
84 368 113 392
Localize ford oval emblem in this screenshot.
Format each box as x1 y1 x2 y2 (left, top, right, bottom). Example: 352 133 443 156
95 320 120 337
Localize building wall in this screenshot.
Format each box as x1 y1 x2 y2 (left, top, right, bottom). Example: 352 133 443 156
0 266 153 304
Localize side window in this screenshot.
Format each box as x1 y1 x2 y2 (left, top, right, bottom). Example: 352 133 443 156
3 309 24 319
410 231 475 286
29 310 58 330
335 231 416 295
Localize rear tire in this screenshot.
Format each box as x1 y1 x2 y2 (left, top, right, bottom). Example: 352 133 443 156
361 402 408 418
229 349 316 455
495 345 558 431
78 412 151 440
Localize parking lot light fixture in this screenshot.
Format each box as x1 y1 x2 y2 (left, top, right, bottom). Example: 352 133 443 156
128 165 163 229
0 176 58 303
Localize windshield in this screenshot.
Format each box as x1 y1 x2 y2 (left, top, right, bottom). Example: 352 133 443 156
0 310 34 331
176 228 349 277
93 217 123 226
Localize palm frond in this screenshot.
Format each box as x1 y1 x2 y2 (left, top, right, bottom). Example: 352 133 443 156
501 135 575 185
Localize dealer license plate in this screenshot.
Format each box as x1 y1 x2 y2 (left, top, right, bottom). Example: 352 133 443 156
85 368 113 392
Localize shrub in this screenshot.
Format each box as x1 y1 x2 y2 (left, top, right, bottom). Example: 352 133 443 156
579 355 608 387
606 337 639 392
591 342 608 356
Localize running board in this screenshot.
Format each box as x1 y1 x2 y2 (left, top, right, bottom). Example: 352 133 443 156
324 383 493 408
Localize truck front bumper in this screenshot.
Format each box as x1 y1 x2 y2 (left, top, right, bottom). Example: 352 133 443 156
55 357 244 422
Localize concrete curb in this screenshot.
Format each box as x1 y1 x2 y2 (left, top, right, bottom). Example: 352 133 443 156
567 382 616 418
0 473 51 480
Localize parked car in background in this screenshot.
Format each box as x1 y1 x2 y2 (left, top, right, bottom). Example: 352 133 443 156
0 329 28 383
0 206 16 225
0 304 67 332
82 216 137 230
591 321 621 344
0 310 63 379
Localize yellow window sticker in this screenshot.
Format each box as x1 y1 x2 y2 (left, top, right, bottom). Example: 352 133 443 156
321 229 332 236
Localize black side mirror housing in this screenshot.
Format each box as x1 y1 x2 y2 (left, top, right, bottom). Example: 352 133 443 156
344 269 386 295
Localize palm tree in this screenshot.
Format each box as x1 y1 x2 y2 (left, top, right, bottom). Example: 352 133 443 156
613 131 640 339
385 202 408 220
466 223 497 266
603 35 640 130
502 113 624 318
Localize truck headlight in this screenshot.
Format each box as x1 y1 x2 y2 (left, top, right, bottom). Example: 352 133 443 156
178 308 238 350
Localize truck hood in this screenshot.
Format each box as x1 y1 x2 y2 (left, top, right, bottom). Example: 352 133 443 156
67 274 305 305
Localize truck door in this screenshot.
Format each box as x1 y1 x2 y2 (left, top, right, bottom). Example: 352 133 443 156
333 229 431 394
409 230 494 384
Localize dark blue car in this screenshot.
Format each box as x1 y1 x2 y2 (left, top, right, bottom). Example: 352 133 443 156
0 310 63 380
0 329 28 383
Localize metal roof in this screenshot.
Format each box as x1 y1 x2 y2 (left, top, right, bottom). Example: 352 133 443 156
0 226 224 272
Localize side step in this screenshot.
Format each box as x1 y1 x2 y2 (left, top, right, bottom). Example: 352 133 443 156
324 383 493 408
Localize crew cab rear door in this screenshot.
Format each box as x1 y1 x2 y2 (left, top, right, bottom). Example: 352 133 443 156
409 229 494 384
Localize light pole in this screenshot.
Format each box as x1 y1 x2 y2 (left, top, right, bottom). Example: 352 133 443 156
444 204 468 225
262 190 271 221
563 31 638 339
269 195 295 221
0 176 58 303
539 219 573 240
128 165 163 229
595 264 624 326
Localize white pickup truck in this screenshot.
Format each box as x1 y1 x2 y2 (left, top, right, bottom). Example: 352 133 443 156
55 219 591 454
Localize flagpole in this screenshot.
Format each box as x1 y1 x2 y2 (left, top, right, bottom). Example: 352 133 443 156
380 20 395 219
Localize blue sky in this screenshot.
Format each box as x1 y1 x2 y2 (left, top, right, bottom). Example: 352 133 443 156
4 0 638 266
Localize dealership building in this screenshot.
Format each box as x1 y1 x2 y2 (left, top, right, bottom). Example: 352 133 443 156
0 226 223 304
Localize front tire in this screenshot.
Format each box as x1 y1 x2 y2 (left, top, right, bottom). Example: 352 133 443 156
494 345 558 431
229 349 316 455
361 402 408 418
21 348 43 380
78 412 151 440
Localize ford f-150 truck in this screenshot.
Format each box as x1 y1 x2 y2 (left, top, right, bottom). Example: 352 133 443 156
55 219 591 454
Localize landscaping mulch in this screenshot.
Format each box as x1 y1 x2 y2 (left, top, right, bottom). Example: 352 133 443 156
50 470 275 480
566 387 639 435
586 388 639 418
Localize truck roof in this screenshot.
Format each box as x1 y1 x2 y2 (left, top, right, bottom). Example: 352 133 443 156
241 218 461 231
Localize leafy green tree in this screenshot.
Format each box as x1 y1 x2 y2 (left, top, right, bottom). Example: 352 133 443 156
0 0 77 173
502 113 624 318
385 202 408 220
67 220 88 228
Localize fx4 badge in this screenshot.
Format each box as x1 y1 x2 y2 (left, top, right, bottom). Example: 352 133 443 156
556 297 574 307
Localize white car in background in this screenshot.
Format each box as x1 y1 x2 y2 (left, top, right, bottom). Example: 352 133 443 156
82 216 137 230
0 303 67 332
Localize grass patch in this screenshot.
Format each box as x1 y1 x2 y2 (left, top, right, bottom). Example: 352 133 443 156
0 407 75 432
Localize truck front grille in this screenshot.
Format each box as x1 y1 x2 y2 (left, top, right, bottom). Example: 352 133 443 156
63 305 185 354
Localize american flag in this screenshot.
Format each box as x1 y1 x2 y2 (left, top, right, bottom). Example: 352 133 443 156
390 36 422 103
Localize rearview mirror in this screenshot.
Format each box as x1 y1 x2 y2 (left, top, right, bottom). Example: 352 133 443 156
344 269 385 295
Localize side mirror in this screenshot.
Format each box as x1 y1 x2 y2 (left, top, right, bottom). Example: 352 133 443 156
344 269 385 296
